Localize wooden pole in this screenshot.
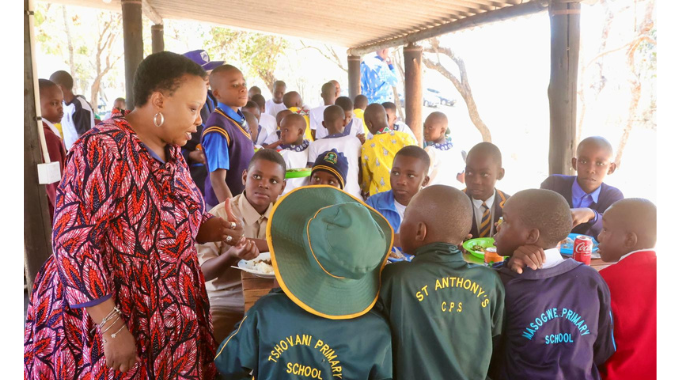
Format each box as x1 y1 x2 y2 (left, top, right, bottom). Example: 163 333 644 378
24 0 54 292
548 0 581 175
122 0 144 110
348 55 361 101
151 24 164 53
404 43 423 146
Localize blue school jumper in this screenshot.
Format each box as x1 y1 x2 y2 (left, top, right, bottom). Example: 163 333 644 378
182 90 216 195
201 103 254 206
490 258 616 380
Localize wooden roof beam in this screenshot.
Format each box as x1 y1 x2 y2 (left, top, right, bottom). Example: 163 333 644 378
142 0 162 25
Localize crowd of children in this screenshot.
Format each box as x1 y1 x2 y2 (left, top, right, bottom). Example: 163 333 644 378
35 55 655 380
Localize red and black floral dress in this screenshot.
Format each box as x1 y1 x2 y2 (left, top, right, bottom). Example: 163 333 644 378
24 118 217 379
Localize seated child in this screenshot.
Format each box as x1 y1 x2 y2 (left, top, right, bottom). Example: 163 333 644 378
540 136 623 238
597 198 656 380
309 82 337 140
380 101 417 142
251 94 278 134
361 103 418 197
315 96 363 140
366 146 429 260
490 189 615 380
353 94 369 135
283 91 313 141
261 109 293 150
278 114 310 195
307 105 362 198
214 186 393 380
196 149 287 343
201 64 254 207
38 79 67 222
463 142 511 239
309 149 349 190
379 185 505 380
242 110 261 149
243 100 273 146
423 112 465 189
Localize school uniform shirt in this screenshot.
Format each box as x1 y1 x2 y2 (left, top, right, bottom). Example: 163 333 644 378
308 133 362 198
599 249 656 380
259 112 277 136
42 120 67 222
463 188 511 238
490 249 616 380
214 289 393 380
265 98 288 118
280 141 310 195
361 55 399 104
201 103 255 206
60 94 95 150
314 116 364 140
425 142 466 190
308 104 329 133
361 130 418 196
378 242 505 380
541 174 623 238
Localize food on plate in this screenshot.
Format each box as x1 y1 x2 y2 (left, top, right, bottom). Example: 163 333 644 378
244 257 274 274
286 168 309 172
471 244 485 253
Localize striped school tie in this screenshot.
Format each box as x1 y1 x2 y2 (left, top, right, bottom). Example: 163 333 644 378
479 204 491 237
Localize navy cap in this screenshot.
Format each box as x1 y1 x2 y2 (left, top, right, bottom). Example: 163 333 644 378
182 49 224 71
311 149 349 189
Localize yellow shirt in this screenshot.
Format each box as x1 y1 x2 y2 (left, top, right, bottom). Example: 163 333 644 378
353 109 369 135
289 107 314 141
54 123 64 139
361 130 418 196
195 193 272 308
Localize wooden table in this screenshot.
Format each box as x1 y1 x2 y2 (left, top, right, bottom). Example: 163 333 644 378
241 271 278 312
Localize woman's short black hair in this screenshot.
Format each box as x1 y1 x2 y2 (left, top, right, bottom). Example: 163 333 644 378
133 51 207 107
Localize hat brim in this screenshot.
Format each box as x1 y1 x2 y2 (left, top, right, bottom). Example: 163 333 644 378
203 61 225 71
267 185 393 319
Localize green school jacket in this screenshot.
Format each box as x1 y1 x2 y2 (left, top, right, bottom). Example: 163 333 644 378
214 289 393 380
378 243 505 380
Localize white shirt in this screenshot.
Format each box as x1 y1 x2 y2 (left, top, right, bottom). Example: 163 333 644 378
541 247 565 269
618 248 656 263
472 190 496 236
309 105 330 131
394 200 407 232
259 113 277 136
315 117 364 140
307 134 362 198
61 96 95 150
265 99 288 118
280 148 310 195
425 145 466 190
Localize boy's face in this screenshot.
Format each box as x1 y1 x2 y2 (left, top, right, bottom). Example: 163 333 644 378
493 201 529 256
280 119 304 145
242 159 286 213
311 171 341 189
113 99 125 110
423 118 447 142
213 69 248 108
41 86 64 123
465 153 504 201
343 111 353 125
390 155 430 206
243 106 261 121
597 209 630 262
247 120 259 143
273 85 286 103
248 88 259 100
385 109 397 128
571 144 616 194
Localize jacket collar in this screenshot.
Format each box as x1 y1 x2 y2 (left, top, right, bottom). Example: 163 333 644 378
412 242 468 266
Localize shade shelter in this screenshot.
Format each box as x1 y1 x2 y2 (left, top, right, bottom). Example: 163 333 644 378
24 0 583 288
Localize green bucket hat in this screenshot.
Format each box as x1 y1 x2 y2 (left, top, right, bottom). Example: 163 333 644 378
267 185 394 319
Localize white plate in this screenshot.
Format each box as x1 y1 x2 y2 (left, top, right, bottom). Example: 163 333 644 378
235 252 275 278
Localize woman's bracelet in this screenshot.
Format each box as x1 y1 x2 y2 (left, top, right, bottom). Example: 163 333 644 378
101 315 121 334
103 324 127 344
90 306 122 334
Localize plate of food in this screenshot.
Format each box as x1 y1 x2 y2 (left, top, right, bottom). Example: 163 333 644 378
285 168 312 179
560 233 599 256
235 252 276 278
462 237 496 260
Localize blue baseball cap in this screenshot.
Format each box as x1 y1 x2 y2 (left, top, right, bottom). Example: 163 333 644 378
311 149 349 189
182 49 224 71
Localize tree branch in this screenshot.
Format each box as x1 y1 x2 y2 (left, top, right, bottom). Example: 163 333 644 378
299 40 347 73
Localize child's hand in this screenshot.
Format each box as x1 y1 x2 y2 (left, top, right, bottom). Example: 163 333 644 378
571 208 596 227
357 133 366 144
227 239 259 261
507 245 545 274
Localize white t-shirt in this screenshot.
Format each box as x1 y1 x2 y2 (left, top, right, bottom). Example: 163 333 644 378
315 117 364 140
265 99 288 118
61 95 95 150
307 134 362 198
309 105 330 132
259 113 277 135
394 200 407 232
425 145 466 190
280 148 310 195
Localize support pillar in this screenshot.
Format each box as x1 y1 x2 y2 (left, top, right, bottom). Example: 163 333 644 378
24 0 54 292
348 55 361 101
548 0 580 175
404 43 423 146
151 23 164 53
122 0 144 110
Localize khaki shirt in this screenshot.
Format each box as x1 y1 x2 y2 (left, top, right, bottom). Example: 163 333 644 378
196 193 272 309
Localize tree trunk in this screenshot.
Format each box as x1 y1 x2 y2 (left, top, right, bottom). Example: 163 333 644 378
62 5 77 94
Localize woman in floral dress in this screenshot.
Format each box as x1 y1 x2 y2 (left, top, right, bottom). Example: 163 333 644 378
24 52 244 379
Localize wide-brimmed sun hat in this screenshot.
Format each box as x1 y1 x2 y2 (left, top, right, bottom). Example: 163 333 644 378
267 185 393 319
